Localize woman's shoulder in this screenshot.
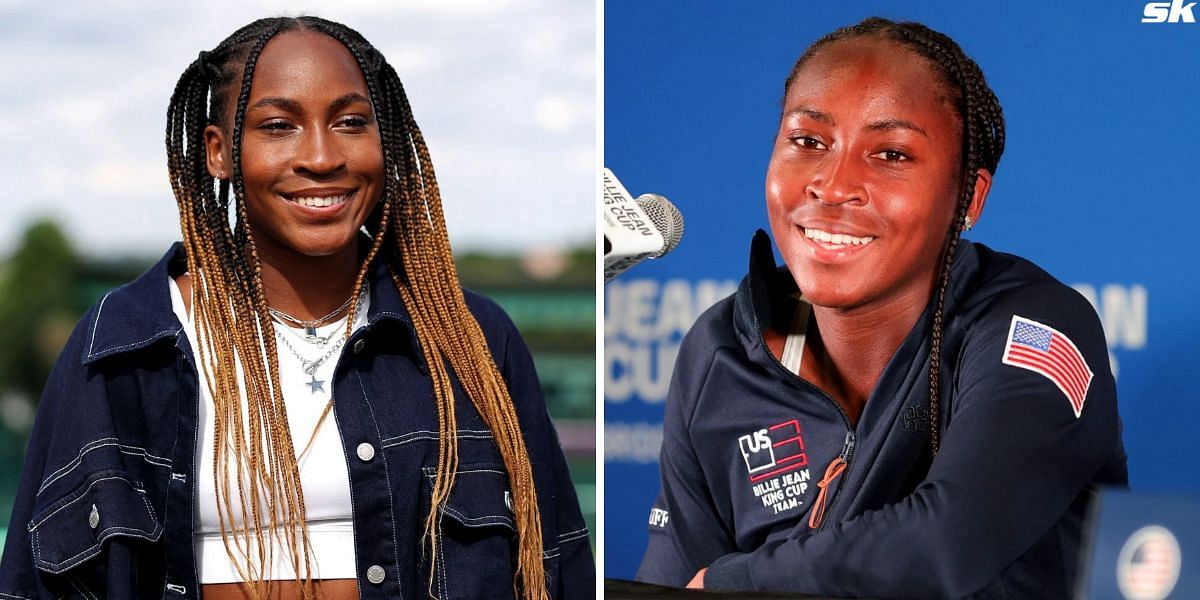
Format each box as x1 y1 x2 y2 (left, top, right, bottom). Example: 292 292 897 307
68 244 184 366
951 241 1110 374
460 287 520 342
457 288 544 377
685 288 741 347
955 242 1101 331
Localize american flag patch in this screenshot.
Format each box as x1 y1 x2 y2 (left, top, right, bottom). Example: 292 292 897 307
1001 315 1093 418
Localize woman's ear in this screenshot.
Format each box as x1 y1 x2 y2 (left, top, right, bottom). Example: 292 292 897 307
965 168 992 229
204 124 229 180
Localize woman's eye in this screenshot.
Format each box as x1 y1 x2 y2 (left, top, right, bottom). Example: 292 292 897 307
337 116 370 129
259 120 293 132
792 136 826 150
873 149 910 163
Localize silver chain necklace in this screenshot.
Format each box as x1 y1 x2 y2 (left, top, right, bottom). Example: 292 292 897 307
276 318 339 349
274 328 348 394
267 281 367 340
270 288 366 394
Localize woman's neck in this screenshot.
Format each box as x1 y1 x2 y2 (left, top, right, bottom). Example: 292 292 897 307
801 284 933 424
253 242 362 322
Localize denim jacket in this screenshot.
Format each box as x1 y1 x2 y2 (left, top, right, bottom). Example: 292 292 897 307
0 243 594 599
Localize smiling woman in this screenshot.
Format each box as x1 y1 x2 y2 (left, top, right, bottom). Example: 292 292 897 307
0 15 592 600
203 32 385 264
636 18 1126 598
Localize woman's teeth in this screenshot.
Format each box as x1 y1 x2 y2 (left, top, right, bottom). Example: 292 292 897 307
290 194 349 208
804 227 875 246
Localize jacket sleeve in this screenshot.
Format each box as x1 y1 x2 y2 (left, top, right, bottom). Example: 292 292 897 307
0 306 97 598
704 285 1124 598
635 324 736 587
539 410 595 600
479 292 596 599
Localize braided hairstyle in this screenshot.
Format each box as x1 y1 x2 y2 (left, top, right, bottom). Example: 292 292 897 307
166 16 547 599
783 18 1005 455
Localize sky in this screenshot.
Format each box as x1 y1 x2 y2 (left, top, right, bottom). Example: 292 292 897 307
0 0 596 259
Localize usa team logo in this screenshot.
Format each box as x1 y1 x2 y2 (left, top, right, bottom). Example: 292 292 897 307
1116 525 1181 600
1002 315 1093 418
737 419 808 483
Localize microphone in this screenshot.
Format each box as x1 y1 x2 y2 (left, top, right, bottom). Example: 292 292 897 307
603 169 684 282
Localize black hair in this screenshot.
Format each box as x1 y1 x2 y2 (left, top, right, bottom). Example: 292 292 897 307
785 17 1006 455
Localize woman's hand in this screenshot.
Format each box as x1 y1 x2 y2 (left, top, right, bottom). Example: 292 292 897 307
687 568 707 589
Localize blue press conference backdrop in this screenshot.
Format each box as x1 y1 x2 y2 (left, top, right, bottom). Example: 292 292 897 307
604 0 1200 580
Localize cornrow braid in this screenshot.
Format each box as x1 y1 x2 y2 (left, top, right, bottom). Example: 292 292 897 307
785 17 1005 456
165 16 547 600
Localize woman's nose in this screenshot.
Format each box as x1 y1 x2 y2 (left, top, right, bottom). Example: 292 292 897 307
805 151 865 206
293 128 346 175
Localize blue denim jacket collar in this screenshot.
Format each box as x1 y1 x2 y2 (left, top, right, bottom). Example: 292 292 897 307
81 241 426 371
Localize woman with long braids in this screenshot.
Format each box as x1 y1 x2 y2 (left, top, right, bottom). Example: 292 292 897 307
0 16 592 600
636 18 1125 598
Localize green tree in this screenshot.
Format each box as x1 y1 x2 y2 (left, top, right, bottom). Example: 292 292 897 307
0 220 79 412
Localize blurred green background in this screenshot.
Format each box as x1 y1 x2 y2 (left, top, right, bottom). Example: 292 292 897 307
0 219 596 558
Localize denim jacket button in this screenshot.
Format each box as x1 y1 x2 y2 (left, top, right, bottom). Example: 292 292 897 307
353 339 367 354
356 442 376 462
366 565 386 584
88 504 99 529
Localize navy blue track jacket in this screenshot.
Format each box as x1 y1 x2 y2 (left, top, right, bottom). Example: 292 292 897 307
637 231 1127 599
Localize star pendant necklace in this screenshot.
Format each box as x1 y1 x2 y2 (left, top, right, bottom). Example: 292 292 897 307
270 283 366 394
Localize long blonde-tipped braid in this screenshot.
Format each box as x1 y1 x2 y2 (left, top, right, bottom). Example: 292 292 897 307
308 20 551 597
177 21 319 599
352 38 549 597
169 48 278 589
225 23 325 598
385 112 547 600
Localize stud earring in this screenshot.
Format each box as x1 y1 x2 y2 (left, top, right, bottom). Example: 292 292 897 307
963 215 974 232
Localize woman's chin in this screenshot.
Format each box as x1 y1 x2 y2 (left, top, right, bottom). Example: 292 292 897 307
792 275 873 311
278 229 361 259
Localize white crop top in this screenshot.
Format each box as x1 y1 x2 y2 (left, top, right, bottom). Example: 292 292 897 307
780 298 812 376
168 276 366 583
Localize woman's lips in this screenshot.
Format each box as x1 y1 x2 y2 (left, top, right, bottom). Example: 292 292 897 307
288 193 351 208
798 225 876 262
803 226 875 247
279 189 356 217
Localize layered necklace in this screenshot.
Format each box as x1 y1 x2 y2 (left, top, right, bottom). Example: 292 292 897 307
269 281 367 395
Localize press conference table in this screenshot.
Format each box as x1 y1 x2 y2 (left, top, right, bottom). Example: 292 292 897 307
604 579 868 599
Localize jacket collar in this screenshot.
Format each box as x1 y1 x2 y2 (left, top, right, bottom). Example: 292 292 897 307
732 230 800 372
82 240 422 366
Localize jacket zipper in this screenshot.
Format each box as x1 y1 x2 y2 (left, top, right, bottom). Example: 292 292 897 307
816 430 856 532
746 272 856 532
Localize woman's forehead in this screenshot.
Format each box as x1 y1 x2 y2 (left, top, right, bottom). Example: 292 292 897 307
249 30 369 98
785 37 959 127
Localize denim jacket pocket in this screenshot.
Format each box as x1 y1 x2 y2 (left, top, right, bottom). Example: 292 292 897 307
423 463 517 599
27 473 163 575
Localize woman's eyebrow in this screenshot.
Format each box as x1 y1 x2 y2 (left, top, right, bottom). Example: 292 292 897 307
785 107 833 124
330 92 371 112
865 118 928 137
248 96 302 113
246 92 371 114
